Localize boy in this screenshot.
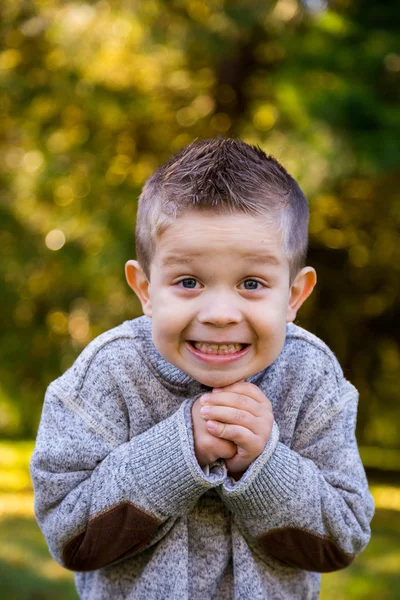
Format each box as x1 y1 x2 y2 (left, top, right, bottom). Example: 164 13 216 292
30 138 374 599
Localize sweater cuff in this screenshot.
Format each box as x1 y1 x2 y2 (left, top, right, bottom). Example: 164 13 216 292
218 421 300 517
132 399 227 516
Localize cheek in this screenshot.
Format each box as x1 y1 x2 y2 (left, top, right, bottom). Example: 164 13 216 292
151 303 189 347
153 289 194 323
151 322 176 363
253 305 288 346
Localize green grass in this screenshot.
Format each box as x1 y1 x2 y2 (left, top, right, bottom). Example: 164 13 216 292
0 515 77 600
321 508 400 600
1 441 399 599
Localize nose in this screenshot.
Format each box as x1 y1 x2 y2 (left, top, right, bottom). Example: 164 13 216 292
197 291 242 327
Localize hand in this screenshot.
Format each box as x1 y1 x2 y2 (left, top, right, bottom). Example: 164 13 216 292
191 397 237 468
199 381 274 479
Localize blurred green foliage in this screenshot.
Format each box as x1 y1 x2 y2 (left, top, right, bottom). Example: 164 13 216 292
0 0 399 444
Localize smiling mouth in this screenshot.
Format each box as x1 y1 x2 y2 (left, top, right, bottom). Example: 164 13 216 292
188 341 249 355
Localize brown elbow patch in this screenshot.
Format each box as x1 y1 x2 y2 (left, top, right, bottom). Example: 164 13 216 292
257 527 354 572
62 501 161 571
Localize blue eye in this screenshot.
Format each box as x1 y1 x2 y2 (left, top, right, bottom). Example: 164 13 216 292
180 278 198 289
243 279 261 290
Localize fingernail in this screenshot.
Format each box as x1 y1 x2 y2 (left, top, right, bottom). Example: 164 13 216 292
200 406 209 416
206 420 217 430
200 395 210 405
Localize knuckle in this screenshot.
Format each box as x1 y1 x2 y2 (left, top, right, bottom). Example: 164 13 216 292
235 409 246 423
231 425 244 442
219 439 236 454
243 383 256 396
238 394 248 408
265 412 274 428
218 422 228 438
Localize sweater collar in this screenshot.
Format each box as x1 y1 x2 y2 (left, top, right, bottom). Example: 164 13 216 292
128 315 267 395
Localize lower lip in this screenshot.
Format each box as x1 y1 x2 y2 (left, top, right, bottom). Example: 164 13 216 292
185 342 251 364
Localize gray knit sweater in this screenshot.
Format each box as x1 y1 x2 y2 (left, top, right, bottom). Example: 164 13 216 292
30 316 374 600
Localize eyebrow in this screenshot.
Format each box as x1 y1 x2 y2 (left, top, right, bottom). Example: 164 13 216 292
240 252 280 265
161 252 280 267
161 253 203 267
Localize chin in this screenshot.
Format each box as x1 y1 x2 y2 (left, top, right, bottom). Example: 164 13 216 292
194 371 248 389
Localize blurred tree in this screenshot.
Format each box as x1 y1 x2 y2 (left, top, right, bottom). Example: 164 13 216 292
0 0 399 446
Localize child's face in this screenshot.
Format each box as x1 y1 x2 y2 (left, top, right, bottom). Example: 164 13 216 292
126 211 316 388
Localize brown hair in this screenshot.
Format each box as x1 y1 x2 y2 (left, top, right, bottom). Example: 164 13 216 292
135 138 309 283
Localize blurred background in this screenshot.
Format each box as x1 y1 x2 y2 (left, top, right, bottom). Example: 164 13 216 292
0 0 399 598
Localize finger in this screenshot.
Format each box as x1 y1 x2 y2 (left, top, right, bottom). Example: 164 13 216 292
213 439 237 460
212 381 269 405
225 455 249 476
206 420 258 451
200 405 262 435
200 391 269 418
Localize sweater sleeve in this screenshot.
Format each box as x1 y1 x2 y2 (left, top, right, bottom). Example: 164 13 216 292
217 378 375 573
30 370 226 573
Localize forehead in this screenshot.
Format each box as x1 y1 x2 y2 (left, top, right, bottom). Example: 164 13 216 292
154 211 286 266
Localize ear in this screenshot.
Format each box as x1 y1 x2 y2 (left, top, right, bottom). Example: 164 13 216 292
125 260 152 317
286 267 317 323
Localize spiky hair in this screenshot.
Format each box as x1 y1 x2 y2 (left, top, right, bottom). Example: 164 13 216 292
135 138 309 282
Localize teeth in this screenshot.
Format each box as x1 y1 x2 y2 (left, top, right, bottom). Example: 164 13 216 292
192 342 245 354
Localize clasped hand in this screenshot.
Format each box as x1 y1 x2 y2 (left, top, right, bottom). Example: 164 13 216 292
191 381 274 480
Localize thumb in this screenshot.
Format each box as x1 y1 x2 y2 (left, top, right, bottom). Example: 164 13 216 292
225 454 245 472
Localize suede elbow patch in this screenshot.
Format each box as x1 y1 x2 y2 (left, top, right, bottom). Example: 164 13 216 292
62 501 162 571
257 527 355 572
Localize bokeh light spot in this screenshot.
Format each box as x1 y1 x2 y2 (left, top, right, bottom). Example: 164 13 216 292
0 49 22 70
176 107 198 127
23 150 44 172
46 311 69 334
192 95 215 117
45 229 66 251
384 53 400 73
273 0 298 21
68 311 90 342
210 113 231 133
14 302 35 327
253 105 277 131
349 245 369 268
5 148 24 169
